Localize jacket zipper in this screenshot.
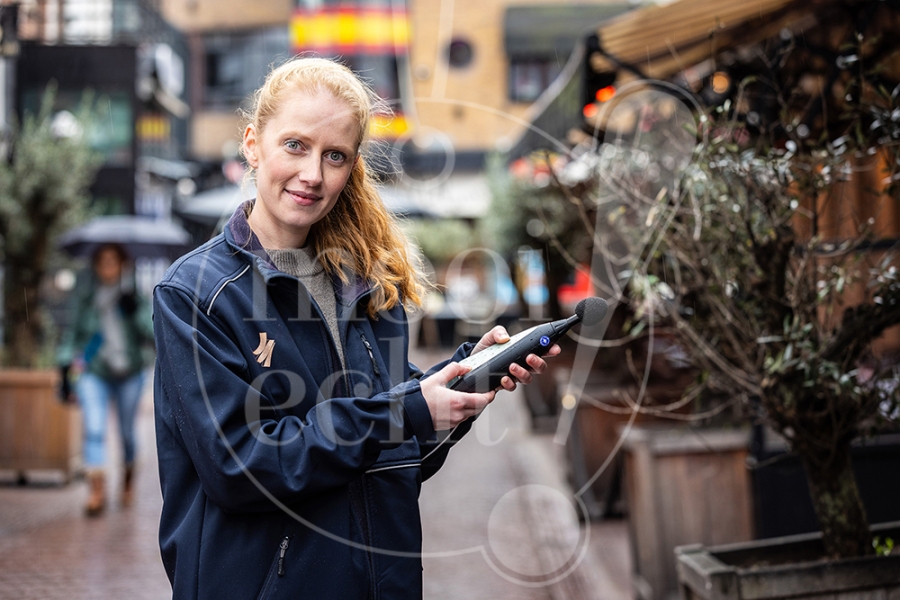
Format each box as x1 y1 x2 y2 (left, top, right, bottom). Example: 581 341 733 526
277 536 289 577
359 332 381 377
297 284 351 398
360 478 379 600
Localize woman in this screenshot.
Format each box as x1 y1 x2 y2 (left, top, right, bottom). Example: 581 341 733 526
153 57 557 599
58 243 154 516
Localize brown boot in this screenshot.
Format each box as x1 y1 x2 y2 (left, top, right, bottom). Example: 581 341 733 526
85 470 106 517
122 463 135 507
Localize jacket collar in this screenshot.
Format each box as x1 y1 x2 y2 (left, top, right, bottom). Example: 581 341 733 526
223 201 373 310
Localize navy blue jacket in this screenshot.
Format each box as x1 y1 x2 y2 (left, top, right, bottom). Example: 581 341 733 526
153 206 473 599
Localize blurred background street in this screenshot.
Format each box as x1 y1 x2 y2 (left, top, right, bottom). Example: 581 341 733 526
3 0 900 598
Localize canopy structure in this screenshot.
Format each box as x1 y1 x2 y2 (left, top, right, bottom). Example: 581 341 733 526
593 0 805 82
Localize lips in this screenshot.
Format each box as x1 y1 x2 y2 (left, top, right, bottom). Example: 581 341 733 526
286 189 323 205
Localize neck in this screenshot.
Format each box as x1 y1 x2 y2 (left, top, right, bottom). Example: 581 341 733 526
247 207 309 249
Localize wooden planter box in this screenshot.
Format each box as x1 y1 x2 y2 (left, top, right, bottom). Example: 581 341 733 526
676 521 900 600
0 369 81 482
565 381 695 519
622 427 755 600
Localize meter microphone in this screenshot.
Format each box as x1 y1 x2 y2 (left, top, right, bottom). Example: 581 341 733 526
449 297 609 393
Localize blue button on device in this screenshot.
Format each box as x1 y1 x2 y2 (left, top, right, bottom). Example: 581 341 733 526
540 335 551 347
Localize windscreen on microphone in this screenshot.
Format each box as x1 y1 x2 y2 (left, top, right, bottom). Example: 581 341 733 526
575 297 609 326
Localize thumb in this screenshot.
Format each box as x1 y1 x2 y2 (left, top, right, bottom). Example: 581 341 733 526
432 361 471 385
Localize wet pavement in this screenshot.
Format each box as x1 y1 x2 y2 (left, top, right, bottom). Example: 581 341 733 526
0 383 170 600
0 348 631 600
415 348 631 600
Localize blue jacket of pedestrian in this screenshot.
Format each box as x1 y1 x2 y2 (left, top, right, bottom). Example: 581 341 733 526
153 206 473 599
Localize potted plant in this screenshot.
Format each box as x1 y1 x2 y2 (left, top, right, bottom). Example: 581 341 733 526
0 86 100 482
492 1 900 595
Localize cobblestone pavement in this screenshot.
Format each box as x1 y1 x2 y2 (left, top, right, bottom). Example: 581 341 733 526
0 384 170 600
0 349 632 600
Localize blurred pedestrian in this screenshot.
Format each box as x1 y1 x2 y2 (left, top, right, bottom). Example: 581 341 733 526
58 243 154 516
152 57 558 599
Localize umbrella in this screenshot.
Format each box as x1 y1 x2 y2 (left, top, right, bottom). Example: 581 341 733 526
175 184 253 226
58 215 193 259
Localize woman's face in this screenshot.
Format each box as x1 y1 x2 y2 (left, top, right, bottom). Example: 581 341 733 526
243 88 359 248
94 247 123 285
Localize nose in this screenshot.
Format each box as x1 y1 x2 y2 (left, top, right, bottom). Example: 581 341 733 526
297 154 323 187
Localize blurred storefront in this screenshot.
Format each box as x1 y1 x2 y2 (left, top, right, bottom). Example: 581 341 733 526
13 0 191 217
9 0 192 294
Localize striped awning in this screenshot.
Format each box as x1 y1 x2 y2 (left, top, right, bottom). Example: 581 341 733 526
595 0 807 81
290 7 409 55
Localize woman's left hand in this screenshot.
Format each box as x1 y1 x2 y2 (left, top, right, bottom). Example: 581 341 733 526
471 326 561 392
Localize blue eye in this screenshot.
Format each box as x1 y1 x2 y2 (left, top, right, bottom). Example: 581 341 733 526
285 140 302 151
327 151 346 163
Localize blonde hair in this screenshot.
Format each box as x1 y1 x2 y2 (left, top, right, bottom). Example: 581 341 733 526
241 57 429 317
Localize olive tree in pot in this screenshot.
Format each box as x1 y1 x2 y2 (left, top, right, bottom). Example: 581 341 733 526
0 86 99 368
0 87 100 480
615 116 900 559
533 11 900 567
530 91 900 600
569 89 900 600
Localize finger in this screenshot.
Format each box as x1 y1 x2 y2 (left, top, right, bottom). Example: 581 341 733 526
481 326 509 346
435 362 470 384
508 364 533 384
500 375 518 391
547 344 562 357
473 326 509 355
460 390 495 417
523 354 547 374
492 326 510 344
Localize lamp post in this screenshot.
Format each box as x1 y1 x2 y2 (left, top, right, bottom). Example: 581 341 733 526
0 2 19 146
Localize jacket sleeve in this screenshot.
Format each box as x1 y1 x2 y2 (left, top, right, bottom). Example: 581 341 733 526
153 283 436 514
56 289 87 366
412 342 478 481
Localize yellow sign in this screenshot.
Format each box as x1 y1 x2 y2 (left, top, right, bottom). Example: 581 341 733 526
370 113 409 139
291 7 409 55
136 114 170 142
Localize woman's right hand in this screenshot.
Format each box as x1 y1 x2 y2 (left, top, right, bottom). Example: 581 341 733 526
419 362 496 431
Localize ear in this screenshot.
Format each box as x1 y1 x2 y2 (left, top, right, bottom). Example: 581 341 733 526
242 125 260 169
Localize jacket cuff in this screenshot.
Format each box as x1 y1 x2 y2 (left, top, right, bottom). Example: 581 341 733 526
396 379 436 443
400 342 474 442
457 341 476 360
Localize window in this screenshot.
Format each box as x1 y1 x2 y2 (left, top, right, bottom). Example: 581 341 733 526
21 88 133 167
509 58 561 103
203 27 289 108
447 39 473 68
342 54 401 104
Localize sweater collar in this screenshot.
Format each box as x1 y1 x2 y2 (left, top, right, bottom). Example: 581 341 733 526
223 200 372 307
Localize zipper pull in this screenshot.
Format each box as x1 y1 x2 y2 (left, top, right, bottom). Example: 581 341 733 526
277 536 289 577
360 333 381 377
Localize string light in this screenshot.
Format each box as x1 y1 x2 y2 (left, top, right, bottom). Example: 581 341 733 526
711 71 731 94
595 85 616 103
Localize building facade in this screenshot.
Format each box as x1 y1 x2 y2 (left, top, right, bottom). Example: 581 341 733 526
11 0 191 216
160 0 631 170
